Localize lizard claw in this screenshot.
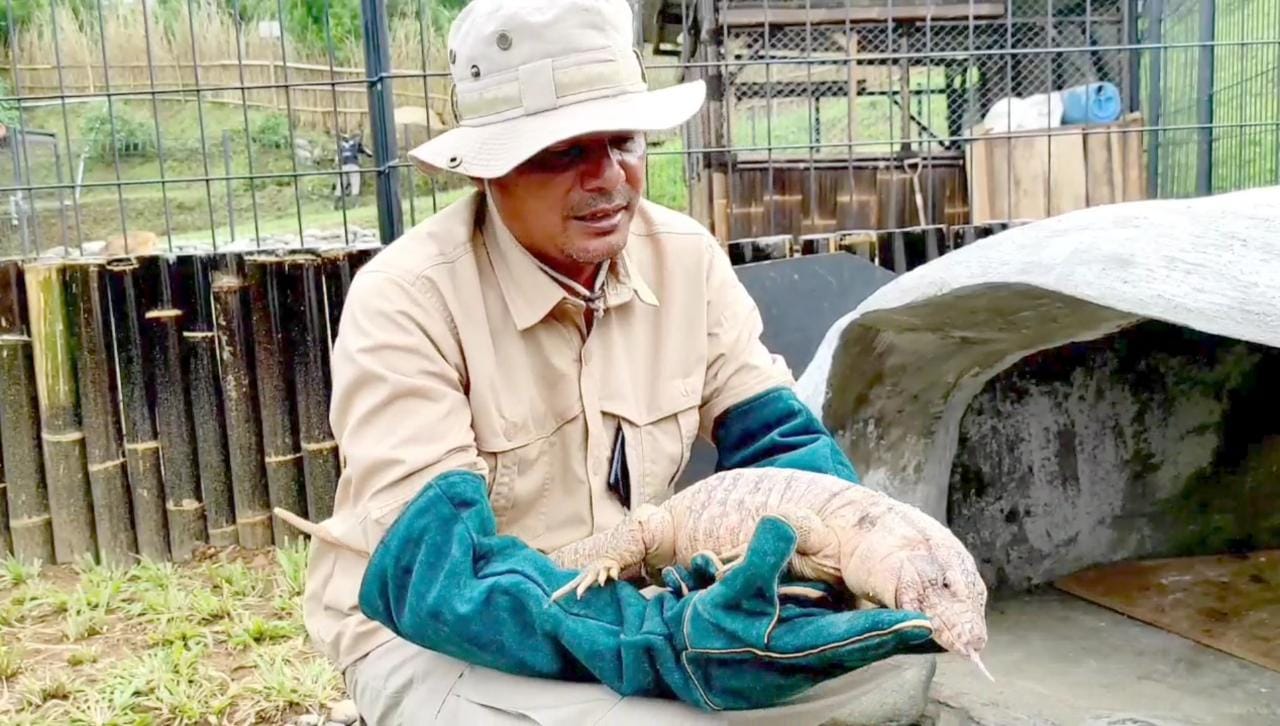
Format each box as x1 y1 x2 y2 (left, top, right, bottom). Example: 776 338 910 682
550 559 623 603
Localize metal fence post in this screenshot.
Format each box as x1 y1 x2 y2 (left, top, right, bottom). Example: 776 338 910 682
361 0 404 244
1144 0 1164 200
1195 0 1215 197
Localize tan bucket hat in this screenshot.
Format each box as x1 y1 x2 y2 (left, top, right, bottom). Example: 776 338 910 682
407 0 706 180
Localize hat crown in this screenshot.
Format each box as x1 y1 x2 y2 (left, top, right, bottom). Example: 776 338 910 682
449 0 635 85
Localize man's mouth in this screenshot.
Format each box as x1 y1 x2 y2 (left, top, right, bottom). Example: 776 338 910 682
572 204 627 230
575 204 625 221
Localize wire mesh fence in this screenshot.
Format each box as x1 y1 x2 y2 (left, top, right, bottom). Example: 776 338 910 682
0 0 1275 260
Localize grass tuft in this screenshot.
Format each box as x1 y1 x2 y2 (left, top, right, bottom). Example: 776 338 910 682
0 544 345 723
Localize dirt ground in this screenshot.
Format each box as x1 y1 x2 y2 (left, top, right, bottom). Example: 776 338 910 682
0 540 351 725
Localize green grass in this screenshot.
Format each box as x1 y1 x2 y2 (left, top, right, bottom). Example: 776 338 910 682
0 540 346 725
1141 0 1280 198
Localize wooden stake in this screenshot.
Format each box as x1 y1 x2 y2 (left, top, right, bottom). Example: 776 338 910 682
180 255 236 547
0 261 54 564
211 255 273 549
245 256 305 547
105 259 169 561
139 255 206 562
23 261 96 564
64 261 137 566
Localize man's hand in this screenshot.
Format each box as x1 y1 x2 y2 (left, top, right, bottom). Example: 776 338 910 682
359 471 937 713
543 514 938 711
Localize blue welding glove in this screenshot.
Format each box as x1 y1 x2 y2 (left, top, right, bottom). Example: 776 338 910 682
359 470 937 712
712 386 859 483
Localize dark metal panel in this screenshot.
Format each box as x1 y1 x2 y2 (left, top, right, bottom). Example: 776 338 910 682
679 253 896 487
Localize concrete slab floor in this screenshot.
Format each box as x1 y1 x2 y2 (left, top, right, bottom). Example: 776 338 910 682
920 588 1280 726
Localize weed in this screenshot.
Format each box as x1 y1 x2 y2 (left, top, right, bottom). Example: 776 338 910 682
148 619 210 649
243 644 343 722
23 672 75 706
0 644 22 680
1 545 347 723
209 561 265 599
0 555 42 588
66 646 98 667
62 607 109 642
226 614 301 651
275 538 310 598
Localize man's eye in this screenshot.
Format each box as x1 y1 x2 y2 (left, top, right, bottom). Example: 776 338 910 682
612 136 642 153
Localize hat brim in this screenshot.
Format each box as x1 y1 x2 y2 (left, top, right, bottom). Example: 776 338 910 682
407 80 706 179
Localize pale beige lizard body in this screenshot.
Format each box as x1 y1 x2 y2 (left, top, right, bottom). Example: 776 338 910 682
548 467 992 680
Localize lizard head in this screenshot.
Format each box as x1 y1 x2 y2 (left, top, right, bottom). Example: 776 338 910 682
893 547 991 678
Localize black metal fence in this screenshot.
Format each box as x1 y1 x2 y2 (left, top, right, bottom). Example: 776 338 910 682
0 0 1277 564
0 1 1275 259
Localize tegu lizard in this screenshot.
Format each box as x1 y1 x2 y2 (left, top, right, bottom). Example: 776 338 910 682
547 467 993 681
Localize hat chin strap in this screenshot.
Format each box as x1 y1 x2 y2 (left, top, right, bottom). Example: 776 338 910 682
483 180 610 319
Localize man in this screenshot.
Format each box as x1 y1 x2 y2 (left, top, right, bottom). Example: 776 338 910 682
292 0 938 723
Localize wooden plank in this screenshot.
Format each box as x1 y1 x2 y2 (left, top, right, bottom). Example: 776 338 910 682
965 128 993 224
720 3 1006 27
987 133 1013 222
1055 549 1280 673
1108 123 1126 203
712 171 730 244
1048 128 1088 216
1010 134 1050 220
1121 113 1147 202
1085 126 1117 206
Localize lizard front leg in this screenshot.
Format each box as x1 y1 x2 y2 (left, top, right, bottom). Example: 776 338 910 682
548 504 669 601
709 506 842 588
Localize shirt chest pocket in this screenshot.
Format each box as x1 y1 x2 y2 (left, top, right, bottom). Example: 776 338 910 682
471 394 582 542
602 373 702 508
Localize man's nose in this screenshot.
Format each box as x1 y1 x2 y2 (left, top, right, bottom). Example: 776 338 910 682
579 144 626 191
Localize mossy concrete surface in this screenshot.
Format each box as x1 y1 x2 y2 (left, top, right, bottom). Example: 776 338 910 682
947 320 1280 591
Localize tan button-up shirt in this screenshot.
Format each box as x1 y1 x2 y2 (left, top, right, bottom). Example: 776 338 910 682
302 189 793 672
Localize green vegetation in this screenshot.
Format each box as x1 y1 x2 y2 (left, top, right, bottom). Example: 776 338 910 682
1141 0 1280 198
0 540 346 724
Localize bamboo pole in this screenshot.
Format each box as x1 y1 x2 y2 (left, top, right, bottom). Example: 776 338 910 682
245 257 305 546
180 255 236 547
64 261 137 566
285 256 340 521
0 261 54 564
23 261 96 564
0 434 7 555
140 256 206 562
104 259 169 561
210 255 273 549
322 253 354 351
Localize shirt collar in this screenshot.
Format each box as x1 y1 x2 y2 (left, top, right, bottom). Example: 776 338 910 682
481 190 658 331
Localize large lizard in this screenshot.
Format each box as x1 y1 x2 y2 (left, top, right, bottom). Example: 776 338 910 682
547 467 993 681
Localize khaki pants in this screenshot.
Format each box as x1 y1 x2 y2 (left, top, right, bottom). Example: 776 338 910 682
344 636 936 726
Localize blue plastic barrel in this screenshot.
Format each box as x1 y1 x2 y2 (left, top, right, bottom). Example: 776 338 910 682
1060 82 1122 125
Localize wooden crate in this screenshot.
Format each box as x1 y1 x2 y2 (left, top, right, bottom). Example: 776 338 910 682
965 112 1147 225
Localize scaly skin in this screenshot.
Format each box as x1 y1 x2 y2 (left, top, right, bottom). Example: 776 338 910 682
548 468 992 680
